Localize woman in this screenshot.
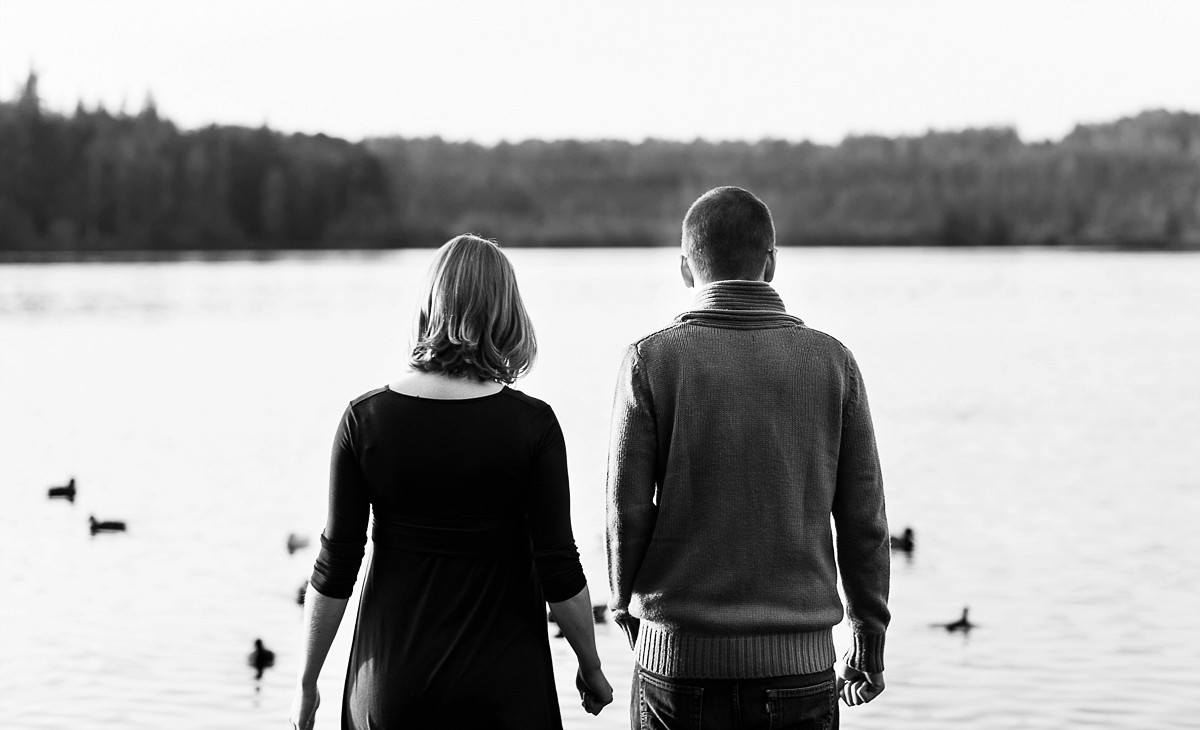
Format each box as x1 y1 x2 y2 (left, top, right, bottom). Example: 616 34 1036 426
289 235 612 729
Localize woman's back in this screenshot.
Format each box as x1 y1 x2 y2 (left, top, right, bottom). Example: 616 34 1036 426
291 235 611 730
320 385 581 728
346 386 564 519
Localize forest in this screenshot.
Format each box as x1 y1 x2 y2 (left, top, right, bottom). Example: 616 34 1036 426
2 72 1199 254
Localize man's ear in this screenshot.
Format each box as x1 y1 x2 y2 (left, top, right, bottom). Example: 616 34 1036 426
680 254 695 288
763 248 777 283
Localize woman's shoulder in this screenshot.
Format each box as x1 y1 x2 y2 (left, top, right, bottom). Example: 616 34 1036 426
348 385 391 408
498 387 556 416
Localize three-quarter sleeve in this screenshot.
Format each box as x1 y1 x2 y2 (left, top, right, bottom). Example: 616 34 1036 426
309 405 370 599
525 406 587 603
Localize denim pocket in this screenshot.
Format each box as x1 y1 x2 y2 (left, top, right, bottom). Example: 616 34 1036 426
638 670 704 730
765 679 835 730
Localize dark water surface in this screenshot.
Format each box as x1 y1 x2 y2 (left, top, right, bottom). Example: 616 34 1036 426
2 248 1198 729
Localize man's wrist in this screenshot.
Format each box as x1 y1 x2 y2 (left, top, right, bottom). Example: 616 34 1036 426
614 614 640 649
843 630 886 674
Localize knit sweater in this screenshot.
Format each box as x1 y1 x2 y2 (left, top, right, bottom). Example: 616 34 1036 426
606 279 890 678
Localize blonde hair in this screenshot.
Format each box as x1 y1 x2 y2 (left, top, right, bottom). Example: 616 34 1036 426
409 234 536 383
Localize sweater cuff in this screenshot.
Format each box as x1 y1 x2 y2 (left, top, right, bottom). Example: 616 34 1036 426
613 614 640 650
843 631 886 673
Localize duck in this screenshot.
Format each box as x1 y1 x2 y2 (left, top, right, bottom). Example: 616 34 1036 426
890 527 914 553
89 515 127 535
48 478 77 503
248 638 276 680
937 606 976 633
286 533 310 555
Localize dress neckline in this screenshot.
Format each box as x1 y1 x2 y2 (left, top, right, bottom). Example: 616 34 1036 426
384 384 507 402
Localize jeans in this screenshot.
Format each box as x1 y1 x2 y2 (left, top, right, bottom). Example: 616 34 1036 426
631 664 838 730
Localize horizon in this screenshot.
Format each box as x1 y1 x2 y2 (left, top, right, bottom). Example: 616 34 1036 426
6 73 1194 149
3 0 1200 146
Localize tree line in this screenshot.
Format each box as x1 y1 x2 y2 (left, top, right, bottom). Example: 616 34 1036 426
3 72 1199 253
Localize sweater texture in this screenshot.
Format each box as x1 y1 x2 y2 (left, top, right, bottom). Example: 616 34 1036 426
606 280 890 678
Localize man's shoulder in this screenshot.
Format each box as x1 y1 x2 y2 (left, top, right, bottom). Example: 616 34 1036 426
627 320 854 358
800 325 856 357
625 322 691 352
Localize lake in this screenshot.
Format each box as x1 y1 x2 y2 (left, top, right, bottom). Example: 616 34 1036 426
1 247 1198 729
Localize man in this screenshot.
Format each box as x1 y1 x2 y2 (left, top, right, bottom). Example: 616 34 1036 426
606 186 890 728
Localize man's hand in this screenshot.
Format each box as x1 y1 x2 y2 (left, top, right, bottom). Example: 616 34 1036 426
614 614 640 650
837 664 885 706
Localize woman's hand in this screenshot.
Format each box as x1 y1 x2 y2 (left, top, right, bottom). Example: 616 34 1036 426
289 684 320 730
576 665 614 715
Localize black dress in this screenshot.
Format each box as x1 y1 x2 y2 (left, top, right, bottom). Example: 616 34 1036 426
308 386 587 729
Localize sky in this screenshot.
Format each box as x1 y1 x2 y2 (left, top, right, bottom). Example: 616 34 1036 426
2 0 1199 145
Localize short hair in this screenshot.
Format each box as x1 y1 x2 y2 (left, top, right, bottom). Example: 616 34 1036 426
682 186 776 281
409 234 536 383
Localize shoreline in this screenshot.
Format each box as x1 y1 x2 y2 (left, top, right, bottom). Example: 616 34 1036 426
3 242 1199 265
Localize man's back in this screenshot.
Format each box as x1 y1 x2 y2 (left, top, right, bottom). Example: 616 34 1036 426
608 186 889 726
607 279 889 679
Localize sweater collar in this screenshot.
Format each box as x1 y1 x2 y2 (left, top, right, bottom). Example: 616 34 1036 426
676 280 803 327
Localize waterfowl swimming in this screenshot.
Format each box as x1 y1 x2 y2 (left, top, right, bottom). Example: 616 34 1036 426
938 606 975 632
89 515 126 535
890 527 914 553
48 478 76 503
248 638 276 680
286 533 310 555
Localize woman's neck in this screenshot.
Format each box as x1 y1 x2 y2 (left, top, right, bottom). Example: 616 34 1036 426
389 371 504 400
